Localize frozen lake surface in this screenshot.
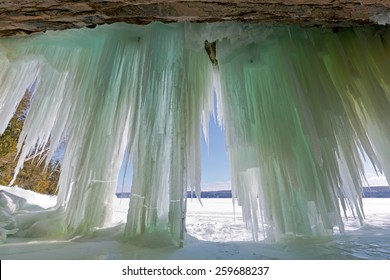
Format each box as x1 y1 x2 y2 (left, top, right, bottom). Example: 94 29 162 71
1 186 389 259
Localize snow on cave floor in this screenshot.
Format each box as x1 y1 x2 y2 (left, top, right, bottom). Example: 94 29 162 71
0 187 390 260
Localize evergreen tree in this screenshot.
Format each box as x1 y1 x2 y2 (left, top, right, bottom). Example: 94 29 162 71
0 91 60 194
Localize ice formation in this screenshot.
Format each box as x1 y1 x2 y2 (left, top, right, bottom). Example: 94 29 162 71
0 22 390 245
371 12 390 25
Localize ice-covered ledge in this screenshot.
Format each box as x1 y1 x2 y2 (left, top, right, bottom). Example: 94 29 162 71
0 0 389 37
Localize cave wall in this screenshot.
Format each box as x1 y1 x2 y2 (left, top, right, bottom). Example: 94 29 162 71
0 1 389 37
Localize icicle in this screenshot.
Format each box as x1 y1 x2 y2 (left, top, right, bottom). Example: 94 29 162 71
0 23 214 243
1 22 390 244
216 26 390 240
123 24 214 243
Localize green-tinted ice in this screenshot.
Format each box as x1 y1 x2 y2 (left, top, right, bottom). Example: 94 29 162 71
0 22 389 244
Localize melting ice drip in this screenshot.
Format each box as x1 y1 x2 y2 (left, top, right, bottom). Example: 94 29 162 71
0 23 389 245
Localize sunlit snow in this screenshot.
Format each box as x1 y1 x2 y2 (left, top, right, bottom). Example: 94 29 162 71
1 186 389 259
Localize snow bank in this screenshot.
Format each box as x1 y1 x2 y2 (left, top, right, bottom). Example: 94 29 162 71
0 186 57 242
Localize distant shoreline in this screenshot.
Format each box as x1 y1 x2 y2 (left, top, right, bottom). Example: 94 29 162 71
116 186 390 199
361 186 390 198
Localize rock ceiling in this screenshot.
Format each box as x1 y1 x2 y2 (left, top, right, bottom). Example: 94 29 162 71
0 1 389 37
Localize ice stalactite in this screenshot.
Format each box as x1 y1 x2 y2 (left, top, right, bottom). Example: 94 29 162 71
0 22 390 244
122 25 214 244
0 23 214 244
214 26 390 240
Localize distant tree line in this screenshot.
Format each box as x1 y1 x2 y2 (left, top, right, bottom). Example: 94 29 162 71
0 92 60 195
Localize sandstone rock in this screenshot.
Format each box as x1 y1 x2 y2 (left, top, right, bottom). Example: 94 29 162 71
0 1 389 37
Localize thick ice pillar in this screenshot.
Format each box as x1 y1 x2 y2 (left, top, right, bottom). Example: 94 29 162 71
216 26 390 240
123 24 214 244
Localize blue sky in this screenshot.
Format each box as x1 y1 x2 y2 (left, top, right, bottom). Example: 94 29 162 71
200 118 231 185
117 116 388 193
116 118 232 193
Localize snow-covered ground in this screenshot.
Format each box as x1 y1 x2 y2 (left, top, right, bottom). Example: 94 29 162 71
1 186 389 259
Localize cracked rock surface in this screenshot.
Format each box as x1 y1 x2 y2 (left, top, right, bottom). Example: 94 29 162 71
0 1 389 36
